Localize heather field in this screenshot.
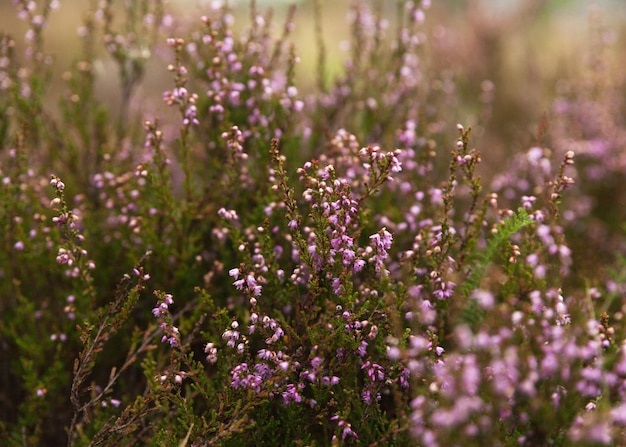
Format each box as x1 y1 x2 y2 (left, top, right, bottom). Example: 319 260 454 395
2 0 626 445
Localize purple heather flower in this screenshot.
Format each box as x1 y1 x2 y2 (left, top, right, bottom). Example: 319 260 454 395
281 384 303 405
521 195 537 210
370 228 393 251
330 416 358 441
361 389 375 404
399 368 410 389
362 361 385 382
222 325 240 348
369 228 393 274
254 363 273 380
433 280 455 300
311 356 323 369
245 274 262 296
204 342 218 364
231 363 266 394
257 349 274 361
55 248 72 265
218 207 239 222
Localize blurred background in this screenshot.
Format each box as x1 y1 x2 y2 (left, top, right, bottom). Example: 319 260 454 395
1 0 626 157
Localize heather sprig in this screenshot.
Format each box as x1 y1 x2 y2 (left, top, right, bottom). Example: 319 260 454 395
163 36 198 203
49 175 97 306
67 252 152 446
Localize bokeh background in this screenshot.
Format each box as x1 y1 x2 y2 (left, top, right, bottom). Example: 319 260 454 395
1 0 626 162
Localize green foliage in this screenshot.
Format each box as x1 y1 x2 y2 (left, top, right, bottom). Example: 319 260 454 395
459 208 534 328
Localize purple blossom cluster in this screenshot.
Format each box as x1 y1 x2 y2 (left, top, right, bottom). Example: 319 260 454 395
151 291 180 348
407 283 626 446
180 8 303 144
163 38 199 127
287 129 405 297
49 175 96 279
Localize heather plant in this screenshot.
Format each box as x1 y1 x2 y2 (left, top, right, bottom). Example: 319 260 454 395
2 1 626 446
